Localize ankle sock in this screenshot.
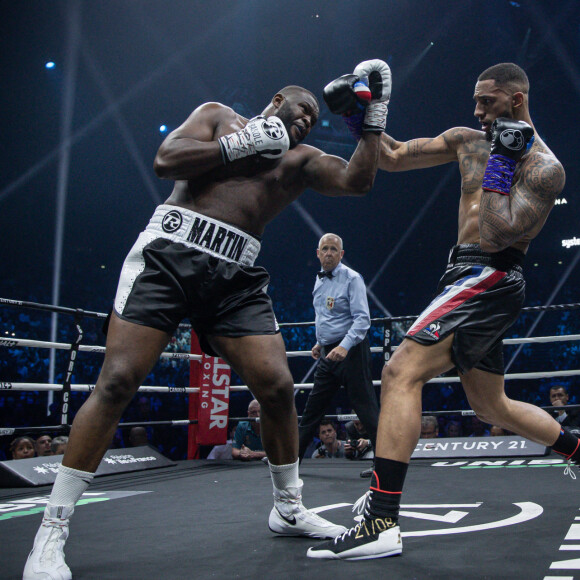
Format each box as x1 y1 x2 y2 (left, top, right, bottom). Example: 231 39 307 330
367 457 409 522
552 429 580 462
48 465 94 508
269 460 300 491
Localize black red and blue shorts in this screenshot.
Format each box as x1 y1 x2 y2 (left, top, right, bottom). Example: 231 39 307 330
112 205 279 354
405 244 525 375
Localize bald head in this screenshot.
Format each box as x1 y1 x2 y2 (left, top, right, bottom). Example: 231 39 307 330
279 85 317 102
317 233 344 273
318 233 343 250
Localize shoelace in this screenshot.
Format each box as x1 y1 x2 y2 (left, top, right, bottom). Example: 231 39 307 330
39 525 64 565
333 523 362 545
564 458 577 480
352 490 371 517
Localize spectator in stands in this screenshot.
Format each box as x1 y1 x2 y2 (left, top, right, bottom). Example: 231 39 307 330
469 416 490 437
128 426 149 447
312 419 346 459
420 416 439 439
232 400 266 461
549 385 580 433
207 422 237 460
51 436 69 455
35 435 53 457
445 420 462 438
10 436 36 460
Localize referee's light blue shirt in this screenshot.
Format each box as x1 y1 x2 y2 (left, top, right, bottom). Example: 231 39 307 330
313 261 370 352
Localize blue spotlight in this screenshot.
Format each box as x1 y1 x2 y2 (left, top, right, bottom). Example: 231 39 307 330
45 61 55 69
159 125 168 133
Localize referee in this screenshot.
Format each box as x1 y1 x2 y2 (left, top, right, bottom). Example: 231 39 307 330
298 233 379 477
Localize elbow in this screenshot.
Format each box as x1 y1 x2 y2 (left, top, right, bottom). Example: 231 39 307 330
361 177 375 194
153 155 171 179
350 175 375 196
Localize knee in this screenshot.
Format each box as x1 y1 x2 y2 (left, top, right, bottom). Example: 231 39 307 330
468 397 507 425
254 374 294 415
94 365 141 408
381 362 396 385
380 360 422 393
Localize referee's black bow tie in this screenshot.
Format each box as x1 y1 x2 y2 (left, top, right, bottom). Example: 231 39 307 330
317 270 333 279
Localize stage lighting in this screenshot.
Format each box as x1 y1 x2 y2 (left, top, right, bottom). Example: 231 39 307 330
160 125 167 133
45 61 55 69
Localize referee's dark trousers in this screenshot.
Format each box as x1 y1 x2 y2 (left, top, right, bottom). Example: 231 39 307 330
298 335 379 460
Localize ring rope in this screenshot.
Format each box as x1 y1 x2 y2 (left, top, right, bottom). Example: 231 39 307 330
0 337 202 361
1 298 578 439
3 334 576 360
277 302 580 327
285 335 580 357
6 402 580 439
3 367 580 396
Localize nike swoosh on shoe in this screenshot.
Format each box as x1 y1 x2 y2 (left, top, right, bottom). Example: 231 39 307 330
276 508 297 525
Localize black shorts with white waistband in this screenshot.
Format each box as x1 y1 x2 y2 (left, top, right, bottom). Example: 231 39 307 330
111 205 279 355
405 244 525 375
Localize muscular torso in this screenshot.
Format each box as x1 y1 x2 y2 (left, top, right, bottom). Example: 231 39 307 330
164 112 312 236
454 128 556 253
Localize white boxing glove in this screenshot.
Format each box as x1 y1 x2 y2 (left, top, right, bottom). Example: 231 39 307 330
352 59 392 133
219 115 290 163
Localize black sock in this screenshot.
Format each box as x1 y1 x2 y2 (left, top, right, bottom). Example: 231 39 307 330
367 457 409 522
552 428 580 461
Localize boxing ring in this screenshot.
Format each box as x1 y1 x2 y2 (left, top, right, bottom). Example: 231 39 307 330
1 297 580 579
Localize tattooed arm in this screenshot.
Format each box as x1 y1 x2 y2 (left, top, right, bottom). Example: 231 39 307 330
378 128 475 171
479 150 566 253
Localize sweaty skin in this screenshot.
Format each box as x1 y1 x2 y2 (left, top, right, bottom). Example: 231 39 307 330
370 75 567 466
61 86 382 473
155 90 381 236
379 79 565 254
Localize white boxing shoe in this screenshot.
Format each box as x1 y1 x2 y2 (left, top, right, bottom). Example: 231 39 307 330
23 504 74 580
268 480 347 539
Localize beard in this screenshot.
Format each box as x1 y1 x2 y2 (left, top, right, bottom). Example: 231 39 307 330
275 102 300 148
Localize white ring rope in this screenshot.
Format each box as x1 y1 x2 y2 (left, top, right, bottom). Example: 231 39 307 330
0 337 202 361
1 329 578 394
3 334 579 360
283 334 580 357
2 368 580 394
0 382 252 393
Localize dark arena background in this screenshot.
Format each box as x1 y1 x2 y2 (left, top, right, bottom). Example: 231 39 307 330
1 1 579 578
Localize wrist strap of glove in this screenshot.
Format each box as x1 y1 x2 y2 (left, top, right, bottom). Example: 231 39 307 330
482 154 517 195
363 102 388 133
218 129 256 164
342 109 364 141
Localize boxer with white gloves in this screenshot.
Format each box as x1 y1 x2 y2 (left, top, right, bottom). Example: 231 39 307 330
23 75 385 579
219 115 290 162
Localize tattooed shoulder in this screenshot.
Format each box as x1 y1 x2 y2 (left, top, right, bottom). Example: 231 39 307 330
445 127 481 147
519 152 566 203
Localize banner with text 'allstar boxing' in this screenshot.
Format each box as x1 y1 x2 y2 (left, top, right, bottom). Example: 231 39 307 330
192 350 231 446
